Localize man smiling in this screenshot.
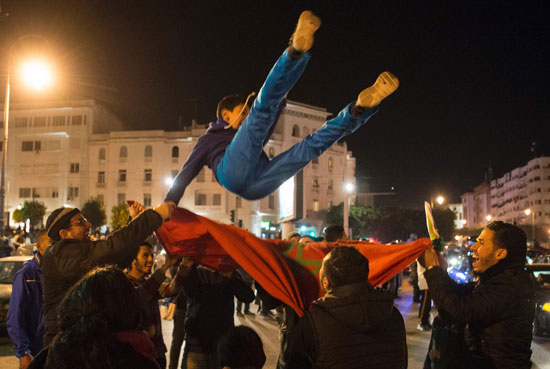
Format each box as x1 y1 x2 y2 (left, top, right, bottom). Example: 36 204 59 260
420 221 535 369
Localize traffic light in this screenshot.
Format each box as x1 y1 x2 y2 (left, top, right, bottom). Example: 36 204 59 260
230 210 235 223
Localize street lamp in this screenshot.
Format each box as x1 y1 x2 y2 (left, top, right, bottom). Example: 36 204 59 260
1 36 54 234
343 182 355 239
524 208 535 241
436 196 445 206
486 215 492 222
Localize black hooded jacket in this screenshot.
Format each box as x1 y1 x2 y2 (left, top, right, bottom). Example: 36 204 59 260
287 281 407 369
424 262 534 369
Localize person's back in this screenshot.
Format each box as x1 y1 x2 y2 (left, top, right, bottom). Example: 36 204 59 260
307 282 406 369
288 246 406 369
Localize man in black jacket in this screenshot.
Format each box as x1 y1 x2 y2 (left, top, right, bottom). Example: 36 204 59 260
420 221 534 369
180 261 255 369
287 246 407 369
41 201 174 345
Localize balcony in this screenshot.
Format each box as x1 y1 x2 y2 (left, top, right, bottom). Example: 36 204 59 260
96 182 105 188
143 180 152 187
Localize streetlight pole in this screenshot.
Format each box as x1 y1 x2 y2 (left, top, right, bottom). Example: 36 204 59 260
0 60 11 235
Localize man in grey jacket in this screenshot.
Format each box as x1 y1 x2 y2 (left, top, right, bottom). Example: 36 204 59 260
41 201 174 345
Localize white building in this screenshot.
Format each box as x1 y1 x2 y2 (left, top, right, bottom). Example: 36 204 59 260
447 203 465 229
3 100 355 237
461 181 491 229
490 157 550 229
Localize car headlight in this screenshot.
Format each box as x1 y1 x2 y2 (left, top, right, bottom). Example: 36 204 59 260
543 303 550 312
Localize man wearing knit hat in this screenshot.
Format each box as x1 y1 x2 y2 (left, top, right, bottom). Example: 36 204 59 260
41 201 174 345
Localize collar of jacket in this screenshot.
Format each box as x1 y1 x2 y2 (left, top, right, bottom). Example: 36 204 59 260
478 259 523 283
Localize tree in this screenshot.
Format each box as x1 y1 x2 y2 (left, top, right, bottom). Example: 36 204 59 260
81 198 107 230
12 208 25 223
17 200 47 227
110 203 129 231
326 203 456 243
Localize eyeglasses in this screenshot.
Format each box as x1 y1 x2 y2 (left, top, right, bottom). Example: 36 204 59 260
70 217 89 228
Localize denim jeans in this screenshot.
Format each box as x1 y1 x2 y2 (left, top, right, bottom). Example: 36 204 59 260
217 48 377 201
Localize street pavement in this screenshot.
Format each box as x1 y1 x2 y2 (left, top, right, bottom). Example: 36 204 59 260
0 282 549 368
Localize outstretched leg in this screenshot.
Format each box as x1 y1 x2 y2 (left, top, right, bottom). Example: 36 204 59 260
217 11 321 194
238 73 399 200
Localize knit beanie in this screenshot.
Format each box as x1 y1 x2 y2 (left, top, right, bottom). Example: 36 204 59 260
46 207 80 241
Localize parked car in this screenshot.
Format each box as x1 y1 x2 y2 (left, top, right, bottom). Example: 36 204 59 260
0 255 33 331
526 263 550 337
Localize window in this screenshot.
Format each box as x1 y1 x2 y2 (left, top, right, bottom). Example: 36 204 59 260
70 163 80 173
98 171 105 183
213 194 222 206
312 157 319 165
171 146 179 158
52 116 65 126
195 193 206 206
144 145 153 158
51 188 59 198
197 168 205 182
291 125 300 137
313 199 319 212
144 193 152 207
68 186 79 199
236 196 242 208
268 195 275 209
144 169 152 182
313 179 319 188
22 141 40 152
34 117 47 127
15 117 28 128
0 142 2 151
97 194 104 206
328 179 333 191
328 157 333 171
118 193 126 205
120 146 128 159
119 169 127 182
71 115 83 125
99 148 106 163
19 188 31 198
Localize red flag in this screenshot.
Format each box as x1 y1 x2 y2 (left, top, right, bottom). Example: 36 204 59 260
156 208 431 316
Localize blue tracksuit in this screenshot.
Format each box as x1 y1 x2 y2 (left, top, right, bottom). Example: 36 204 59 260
6 254 44 358
166 48 377 203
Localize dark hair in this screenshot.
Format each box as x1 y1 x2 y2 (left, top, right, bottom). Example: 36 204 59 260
216 94 245 119
324 225 345 242
323 246 369 288
486 221 527 265
46 266 156 369
139 241 153 250
218 326 266 369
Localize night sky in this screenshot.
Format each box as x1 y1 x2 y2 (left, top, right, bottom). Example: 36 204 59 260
2 1 549 208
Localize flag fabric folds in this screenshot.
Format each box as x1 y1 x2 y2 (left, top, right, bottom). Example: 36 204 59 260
155 208 431 316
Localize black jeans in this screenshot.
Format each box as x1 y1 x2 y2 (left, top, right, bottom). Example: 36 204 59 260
169 307 187 369
419 289 432 325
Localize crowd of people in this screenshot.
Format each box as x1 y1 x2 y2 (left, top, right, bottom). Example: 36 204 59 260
4 10 537 369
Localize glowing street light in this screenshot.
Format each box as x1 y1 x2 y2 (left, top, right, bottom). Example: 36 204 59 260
486 215 492 222
20 60 53 90
1 36 55 233
436 196 445 205
343 182 356 240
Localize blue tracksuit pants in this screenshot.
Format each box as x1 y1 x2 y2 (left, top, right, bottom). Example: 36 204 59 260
216 48 377 201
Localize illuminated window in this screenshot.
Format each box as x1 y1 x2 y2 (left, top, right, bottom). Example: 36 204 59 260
313 200 319 212
328 157 333 171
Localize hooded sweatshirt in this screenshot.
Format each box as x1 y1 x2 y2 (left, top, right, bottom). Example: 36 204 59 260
288 281 407 369
164 100 286 204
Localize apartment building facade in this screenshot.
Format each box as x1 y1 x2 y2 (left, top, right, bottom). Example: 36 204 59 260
3 100 355 237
